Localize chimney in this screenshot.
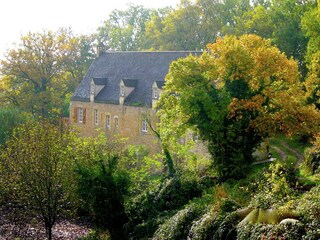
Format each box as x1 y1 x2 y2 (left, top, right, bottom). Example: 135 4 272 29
96 42 107 57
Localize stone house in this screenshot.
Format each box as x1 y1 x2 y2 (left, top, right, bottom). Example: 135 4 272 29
70 51 200 151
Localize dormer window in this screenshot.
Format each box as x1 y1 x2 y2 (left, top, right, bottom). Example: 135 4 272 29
90 78 107 102
120 86 125 97
152 81 165 108
119 79 138 105
153 88 158 99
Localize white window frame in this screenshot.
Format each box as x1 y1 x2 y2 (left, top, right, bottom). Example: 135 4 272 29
106 115 111 129
94 109 98 126
120 86 125 97
153 88 158 99
142 119 148 133
114 116 119 128
78 107 83 123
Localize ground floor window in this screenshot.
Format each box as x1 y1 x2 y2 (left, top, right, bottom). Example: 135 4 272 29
78 107 83 123
106 115 111 129
142 119 148 133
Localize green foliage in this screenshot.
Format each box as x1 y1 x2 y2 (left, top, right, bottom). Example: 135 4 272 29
237 222 306 240
303 144 320 174
76 162 129 239
0 29 95 117
0 119 77 240
0 108 30 145
76 135 129 239
251 158 298 209
97 4 152 51
120 145 162 194
125 175 202 239
153 203 205 240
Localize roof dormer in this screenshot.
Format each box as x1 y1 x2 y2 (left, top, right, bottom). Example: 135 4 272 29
152 81 165 108
90 77 107 102
119 79 138 105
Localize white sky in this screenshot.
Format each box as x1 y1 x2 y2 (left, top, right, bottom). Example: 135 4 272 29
0 0 181 57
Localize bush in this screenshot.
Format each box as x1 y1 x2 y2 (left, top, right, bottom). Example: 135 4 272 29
303 146 320 174
125 175 202 239
237 222 305 240
76 158 129 240
250 159 298 209
153 203 205 240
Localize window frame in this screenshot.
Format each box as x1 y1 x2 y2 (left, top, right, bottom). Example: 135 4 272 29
106 114 111 129
94 109 98 126
78 107 83 123
153 88 158 99
114 116 119 129
120 85 125 97
142 119 148 133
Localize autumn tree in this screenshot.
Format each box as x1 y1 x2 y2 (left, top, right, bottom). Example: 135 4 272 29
158 34 320 180
0 120 77 240
0 29 95 117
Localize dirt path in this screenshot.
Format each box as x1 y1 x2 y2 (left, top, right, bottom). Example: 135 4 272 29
280 141 304 165
270 141 304 166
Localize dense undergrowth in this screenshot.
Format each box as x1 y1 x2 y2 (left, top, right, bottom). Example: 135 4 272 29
1 127 320 240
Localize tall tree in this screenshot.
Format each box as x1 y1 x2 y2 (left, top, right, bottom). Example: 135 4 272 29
0 29 95 117
97 4 152 50
302 1 320 108
158 35 320 180
0 120 77 240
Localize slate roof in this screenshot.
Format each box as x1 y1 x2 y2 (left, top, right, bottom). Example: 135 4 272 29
122 79 138 88
71 51 201 107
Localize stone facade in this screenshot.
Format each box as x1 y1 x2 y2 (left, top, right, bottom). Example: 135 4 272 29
70 100 161 151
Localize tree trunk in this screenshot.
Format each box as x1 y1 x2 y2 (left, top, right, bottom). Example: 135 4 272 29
45 222 53 240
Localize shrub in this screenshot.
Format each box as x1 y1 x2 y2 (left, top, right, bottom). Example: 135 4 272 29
153 203 205 240
237 222 305 240
303 146 320 174
76 158 129 240
125 175 202 239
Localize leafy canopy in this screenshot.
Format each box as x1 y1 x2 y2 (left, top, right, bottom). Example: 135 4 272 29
158 34 320 180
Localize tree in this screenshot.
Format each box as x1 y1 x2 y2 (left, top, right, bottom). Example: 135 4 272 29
74 134 129 240
0 29 95 117
0 108 30 145
158 34 320 180
0 120 77 240
97 4 152 51
302 2 320 108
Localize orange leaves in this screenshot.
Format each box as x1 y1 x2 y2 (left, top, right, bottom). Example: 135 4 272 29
228 95 265 120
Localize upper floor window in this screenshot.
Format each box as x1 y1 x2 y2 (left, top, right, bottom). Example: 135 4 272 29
142 119 148 133
78 107 83 123
114 116 119 128
120 86 125 97
94 109 98 125
106 115 111 129
153 88 158 99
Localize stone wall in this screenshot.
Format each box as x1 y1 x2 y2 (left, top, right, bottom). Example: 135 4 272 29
70 101 161 152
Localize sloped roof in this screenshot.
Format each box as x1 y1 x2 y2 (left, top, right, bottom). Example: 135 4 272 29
92 77 108 85
155 81 165 89
71 51 201 106
122 79 138 87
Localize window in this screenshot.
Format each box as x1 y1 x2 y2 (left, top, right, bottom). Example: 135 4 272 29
142 119 148 133
153 88 158 99
94 109 98 125
78 107 83 123
114 116 119 128
106 115 111 129
120 86 125 97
